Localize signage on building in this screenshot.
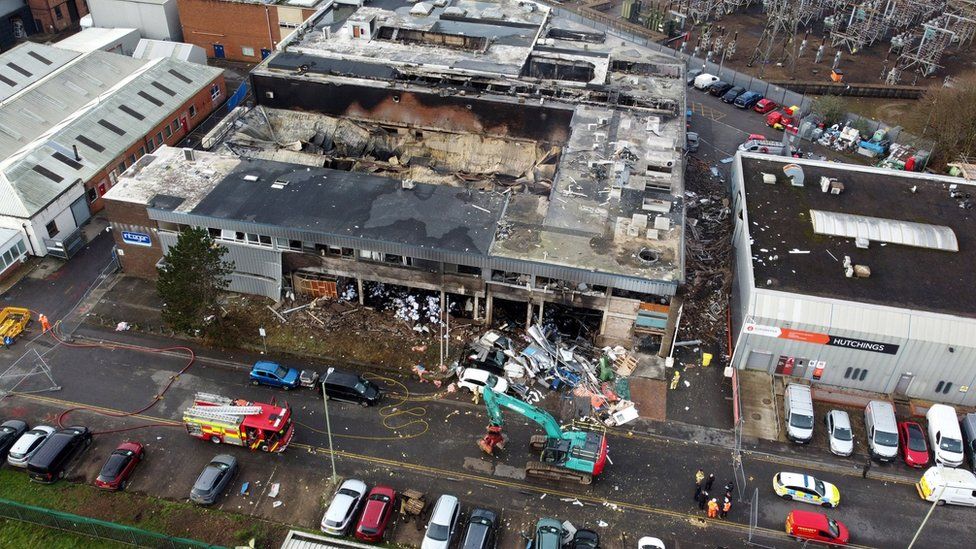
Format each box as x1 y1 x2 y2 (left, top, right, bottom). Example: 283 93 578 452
743 323 899 355
121 231 152 247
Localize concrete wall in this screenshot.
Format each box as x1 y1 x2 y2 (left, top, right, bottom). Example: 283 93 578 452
104 197 163 278
177 0 318 62
29 0 88 34
87 0 181 41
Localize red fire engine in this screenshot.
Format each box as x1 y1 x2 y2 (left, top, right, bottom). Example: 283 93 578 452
182 392 295 452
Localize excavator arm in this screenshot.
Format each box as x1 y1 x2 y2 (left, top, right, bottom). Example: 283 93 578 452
479 386 563 455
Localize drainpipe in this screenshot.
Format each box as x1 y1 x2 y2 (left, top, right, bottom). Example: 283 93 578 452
265 6 275 53
21 222 37 256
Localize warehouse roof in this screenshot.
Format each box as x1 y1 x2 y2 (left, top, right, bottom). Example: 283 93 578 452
53 27 139 53
739 154 976 318
0 43 79 102
0 57 222 218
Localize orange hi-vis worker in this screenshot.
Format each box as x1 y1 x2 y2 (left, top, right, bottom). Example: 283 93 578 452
722 499 732 518
707 498 719 518
39 313 51 333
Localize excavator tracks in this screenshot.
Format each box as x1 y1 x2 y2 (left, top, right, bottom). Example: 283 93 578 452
525 461 593 485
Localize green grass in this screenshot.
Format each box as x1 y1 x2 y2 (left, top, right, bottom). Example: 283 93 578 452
0 519 129 549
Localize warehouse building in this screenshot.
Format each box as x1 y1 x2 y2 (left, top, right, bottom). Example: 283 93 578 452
0 42 225 258
103 0 688 345
730 152 976 406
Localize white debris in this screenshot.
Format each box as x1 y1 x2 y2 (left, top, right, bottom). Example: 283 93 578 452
596 520 609 527
268 483 280 498
272 501 283 508
115 321 130 331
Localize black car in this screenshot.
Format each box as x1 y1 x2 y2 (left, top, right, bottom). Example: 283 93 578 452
721 86 746 103
686 68 703 86
568 529 600 549
708 81 734 97
26 426 92 483
461 508 499 549
0 420 29 459
190 454 238 505
317 367 382 406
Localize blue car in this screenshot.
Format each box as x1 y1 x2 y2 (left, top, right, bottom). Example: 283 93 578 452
250 361 300 389
734 91 763 109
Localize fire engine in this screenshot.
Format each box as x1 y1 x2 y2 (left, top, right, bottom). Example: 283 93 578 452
182 392 295 452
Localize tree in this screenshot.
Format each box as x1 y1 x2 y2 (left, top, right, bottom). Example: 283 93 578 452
919 73 976 168
811 95 847 126
157 228 234 335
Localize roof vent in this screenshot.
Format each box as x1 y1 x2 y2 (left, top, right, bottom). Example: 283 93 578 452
820 176 844 194
855 236 869 249
243 175 259 182
783 163 804 186
402 179 416 190
271 179 289 189
762 172 776 184
183 148 195 161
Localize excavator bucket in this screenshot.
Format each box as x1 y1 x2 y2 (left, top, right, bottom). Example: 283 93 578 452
479 426 506 455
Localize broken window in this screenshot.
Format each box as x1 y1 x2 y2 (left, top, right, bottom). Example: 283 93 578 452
456 265 481 276
360 250 383 262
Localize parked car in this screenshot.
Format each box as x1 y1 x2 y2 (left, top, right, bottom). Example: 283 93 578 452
638 538 666 549
95 441 145 491
927 404 964 467
26 426 91 483
708 81 734 97
785 510 849 545
693 73 719 90
898 421 931 468
865 400 899 462
7 425 55 468
530 518 564 549
686 68 703 86
421 494 460 549
784 384 814 444
0 420 30 459
457 368 509 395
686 132 700 153
318 367 382 406
250 360 300 390
765 110 795 129
753 98 778 114
321 479 368 535
354 485 396 543
721 85 746 103
460 508 499 549
568 528 600 548
773 472 840 508
190 454 238 505
734 91 763 109
916 466 976 507
962 413 976 472
824 410 854 457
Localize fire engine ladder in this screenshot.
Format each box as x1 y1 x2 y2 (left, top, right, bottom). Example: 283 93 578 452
185 405 264 424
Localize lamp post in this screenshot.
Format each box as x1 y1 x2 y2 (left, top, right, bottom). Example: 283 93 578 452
320 376 338 484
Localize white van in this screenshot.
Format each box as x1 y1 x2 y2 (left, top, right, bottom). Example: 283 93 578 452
738 139 787 155
693 73 719 90
784 384 814 444
864 400 899 462
916 466 976 507
927 404 964 467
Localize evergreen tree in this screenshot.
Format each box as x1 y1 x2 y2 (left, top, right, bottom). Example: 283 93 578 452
156 228 234 334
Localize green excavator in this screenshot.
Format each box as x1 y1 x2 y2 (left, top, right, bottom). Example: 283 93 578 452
478 386 608 485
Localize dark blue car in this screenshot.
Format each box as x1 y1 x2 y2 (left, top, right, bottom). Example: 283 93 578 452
250 361 300 389
734 91 763 109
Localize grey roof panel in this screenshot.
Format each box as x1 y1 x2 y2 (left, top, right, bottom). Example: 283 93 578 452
0 43 79 102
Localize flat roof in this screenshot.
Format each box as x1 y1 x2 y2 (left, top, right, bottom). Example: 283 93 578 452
739 154 976 318
0 43 80 102
53 27 139 53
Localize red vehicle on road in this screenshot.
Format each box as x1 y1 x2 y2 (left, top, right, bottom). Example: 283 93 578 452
765 110 795 129
354 485 396 543
94 441 144 490
754 98 778 114
785 510 849 545
898 421 930 468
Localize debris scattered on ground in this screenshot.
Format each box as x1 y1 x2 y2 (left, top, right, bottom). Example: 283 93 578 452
268 483 280 498
115 321 130 331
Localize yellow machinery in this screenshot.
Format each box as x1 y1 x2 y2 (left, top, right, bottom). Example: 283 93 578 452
0 307 31 344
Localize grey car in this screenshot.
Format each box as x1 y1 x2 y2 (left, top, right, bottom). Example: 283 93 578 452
190 454 238 505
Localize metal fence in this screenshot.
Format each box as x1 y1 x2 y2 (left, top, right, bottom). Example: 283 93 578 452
0 498 223 548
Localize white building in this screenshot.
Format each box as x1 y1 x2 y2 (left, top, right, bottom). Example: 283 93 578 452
133 39 206 65
730 152 976 406
86 0 182 41
54 27 142 56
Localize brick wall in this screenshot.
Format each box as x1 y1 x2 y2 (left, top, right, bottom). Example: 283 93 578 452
104 199 162 279
177 0 282 62
84 73 226 214
29 0 88 34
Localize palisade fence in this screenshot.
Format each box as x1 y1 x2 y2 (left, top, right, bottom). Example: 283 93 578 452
0 498 223 548
544 4 930 149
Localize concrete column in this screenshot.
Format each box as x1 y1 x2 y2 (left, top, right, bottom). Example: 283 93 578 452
526 299 534 327
357 278 364 305
485 293 494 324
538 299 545 326
473 295 480 321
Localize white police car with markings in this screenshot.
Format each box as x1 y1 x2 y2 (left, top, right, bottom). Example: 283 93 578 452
773 472 840 508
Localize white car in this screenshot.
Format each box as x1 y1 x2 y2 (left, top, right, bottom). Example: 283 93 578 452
456 368 508 395
638 537 666 549
422 494 460 549
7 425 55 468
693 73 719 90
321 479 367 535
824 410 854 457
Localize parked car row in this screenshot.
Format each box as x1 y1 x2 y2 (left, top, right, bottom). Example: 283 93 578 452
0 421 94 484
250 361 382 406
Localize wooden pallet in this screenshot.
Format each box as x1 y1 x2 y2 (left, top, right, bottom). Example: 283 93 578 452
615 355 639 377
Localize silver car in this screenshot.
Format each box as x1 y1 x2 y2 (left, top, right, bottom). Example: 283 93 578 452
422 494 460 549
321 479 367 535
190 454 238 505
825 410 854 457
7 425 55 468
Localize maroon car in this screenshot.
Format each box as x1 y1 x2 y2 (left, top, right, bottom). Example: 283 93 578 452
354 485 396 543
95 442 144 490
898 421 930 468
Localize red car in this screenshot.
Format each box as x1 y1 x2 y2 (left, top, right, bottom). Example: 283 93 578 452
354 485 396 543
94 442 144 490
898 421 930 468
786 510 849 545
754 98 778 114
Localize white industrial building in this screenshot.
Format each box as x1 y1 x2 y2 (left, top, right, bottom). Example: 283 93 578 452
730 152 976 406
133 39 207 65
54 27 142 56
86 0 182 41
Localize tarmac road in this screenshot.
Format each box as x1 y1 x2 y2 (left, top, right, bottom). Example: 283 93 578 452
0 328 966 549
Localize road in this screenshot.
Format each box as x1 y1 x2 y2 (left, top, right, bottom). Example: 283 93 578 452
0 325 965 549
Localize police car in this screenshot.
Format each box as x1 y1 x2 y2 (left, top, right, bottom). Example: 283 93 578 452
773 472 841 508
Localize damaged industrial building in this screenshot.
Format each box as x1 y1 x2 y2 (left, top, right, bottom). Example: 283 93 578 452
102 0 687 347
